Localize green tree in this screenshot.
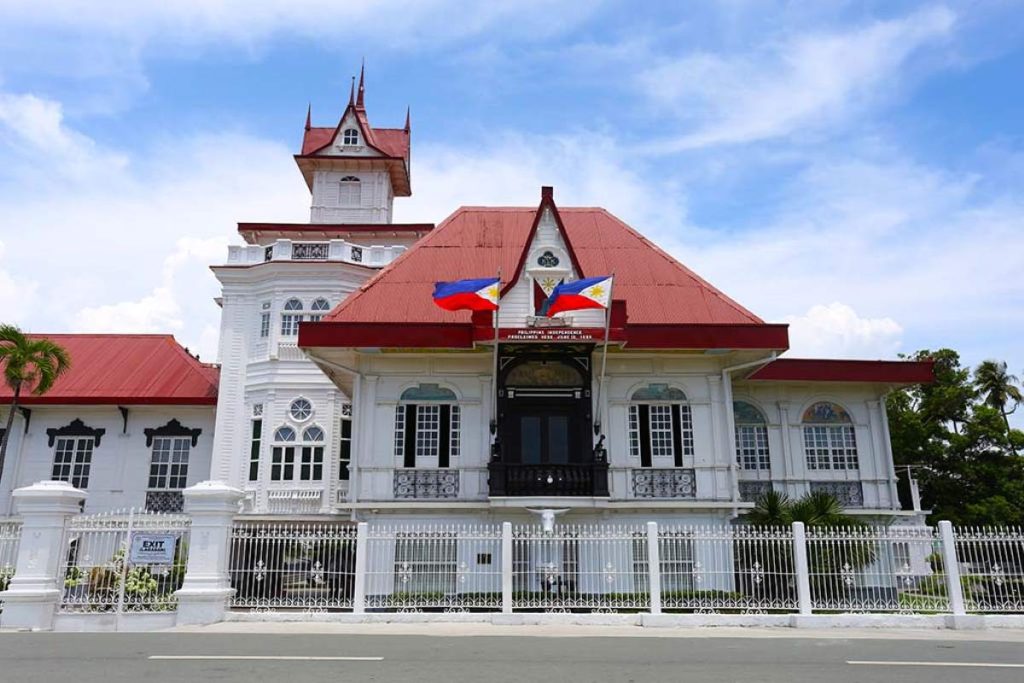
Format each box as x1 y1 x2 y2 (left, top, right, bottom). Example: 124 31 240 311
974 359 1023 435
0 325 72 485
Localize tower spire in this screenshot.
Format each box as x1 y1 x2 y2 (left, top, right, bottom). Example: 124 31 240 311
404 106 411 133
348 76 355 107
356 59 365 109
305 102 311 131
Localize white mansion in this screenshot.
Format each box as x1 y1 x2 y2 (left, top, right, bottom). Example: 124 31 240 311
0 73 932 526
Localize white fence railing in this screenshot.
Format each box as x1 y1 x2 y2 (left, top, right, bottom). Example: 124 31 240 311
219 520 1024 616
58 509 190 614
0 519 21 599
229 520 357 611
955 526 1024 613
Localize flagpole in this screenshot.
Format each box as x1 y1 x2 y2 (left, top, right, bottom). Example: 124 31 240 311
490 268 501 441
595 275 614 438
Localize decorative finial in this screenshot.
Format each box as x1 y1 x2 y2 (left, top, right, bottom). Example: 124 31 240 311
305 103 311 131
348 76 355 107
356 59 365 108
404 106 411 132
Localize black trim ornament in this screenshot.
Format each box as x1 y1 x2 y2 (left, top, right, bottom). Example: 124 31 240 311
46 418 106 448
143 419 203 448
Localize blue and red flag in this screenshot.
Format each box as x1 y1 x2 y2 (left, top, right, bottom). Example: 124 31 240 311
432 277 500 312
543 275 614 317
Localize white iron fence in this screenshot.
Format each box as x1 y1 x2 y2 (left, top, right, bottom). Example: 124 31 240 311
58 509 190 614
365 524 503 611
659 525 798 613
955 526 1024 613
805 525 948 613
214 520 1024 616
512 524 649 612
229 520 357 611
0 519 22 612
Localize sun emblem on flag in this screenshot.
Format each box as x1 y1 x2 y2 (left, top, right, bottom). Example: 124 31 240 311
589 285 605 299
486 286 499 300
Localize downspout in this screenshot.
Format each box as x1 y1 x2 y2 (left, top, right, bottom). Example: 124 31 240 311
721 352 777 517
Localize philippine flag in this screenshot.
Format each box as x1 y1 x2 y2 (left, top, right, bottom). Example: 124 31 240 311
543 275 613 316
432 277 501 312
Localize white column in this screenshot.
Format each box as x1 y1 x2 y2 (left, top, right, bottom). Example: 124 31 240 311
0 481 86 630
646 521 661 615
175 480 245 626
501 521 513 614
792 521 812 616
938 520 966 616
352 522 368 613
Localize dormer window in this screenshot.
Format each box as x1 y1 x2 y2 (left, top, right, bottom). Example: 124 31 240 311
339 176 361 206
342 128 359 145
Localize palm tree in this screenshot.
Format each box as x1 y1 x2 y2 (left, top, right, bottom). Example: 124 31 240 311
974 360 1023 433
0 325 71 484
747 489 863 528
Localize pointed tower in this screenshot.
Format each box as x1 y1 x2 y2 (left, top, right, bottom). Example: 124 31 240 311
295 65 412 223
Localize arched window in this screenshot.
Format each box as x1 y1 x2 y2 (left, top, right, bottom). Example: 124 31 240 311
339 175 361 206
801 402 858 471
628 384 693 468
394 384 460 469
309 298 330 323
734 401 769 471
342 129 359 145
270 423 325 482
281 298 303 337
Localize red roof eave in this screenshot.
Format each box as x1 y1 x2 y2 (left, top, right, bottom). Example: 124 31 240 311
14 396 218 406
748 358 935 384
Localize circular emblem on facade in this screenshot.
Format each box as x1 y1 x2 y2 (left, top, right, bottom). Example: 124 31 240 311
289 398 313 422
536 251 559 268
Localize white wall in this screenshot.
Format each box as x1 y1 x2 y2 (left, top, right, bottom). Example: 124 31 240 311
0 405 215 514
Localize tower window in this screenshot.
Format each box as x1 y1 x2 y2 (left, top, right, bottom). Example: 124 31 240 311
339 176 361 206
342 128 359 145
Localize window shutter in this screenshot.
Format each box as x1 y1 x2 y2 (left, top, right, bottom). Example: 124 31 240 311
671 405 684 467
403 404 418 468
438 404 451 469
638 404 652 468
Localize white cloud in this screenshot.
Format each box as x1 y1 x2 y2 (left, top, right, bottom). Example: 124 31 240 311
639 6 955 150
0 241 39 324
784 303 903 359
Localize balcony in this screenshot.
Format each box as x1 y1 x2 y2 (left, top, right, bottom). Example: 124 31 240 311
488 462 609 497
393 469 460 499
226 239 405 268
630 468 696 499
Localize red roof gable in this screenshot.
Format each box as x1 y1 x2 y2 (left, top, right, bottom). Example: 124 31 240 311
320 205 763 327
300 126 410 159
0 334 219 405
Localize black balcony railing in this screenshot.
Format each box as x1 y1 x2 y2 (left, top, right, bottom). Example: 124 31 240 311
488 462 609 497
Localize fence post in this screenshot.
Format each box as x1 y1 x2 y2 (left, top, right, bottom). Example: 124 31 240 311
0 481 85 630
352 522 368 614
175 480 245 626
501 521 513 614
792 521 812 616
938 520 965 616
646 521 661 615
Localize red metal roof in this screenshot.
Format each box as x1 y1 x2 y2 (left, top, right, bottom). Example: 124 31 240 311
0 335 219 405
748 358 934 384
300 126 410 159
322 204 764 327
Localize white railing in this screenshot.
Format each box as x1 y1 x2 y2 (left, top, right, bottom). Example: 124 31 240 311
512 524 649 611
365 524 503 611
228 520 357 611
805 525 948 612
0 519 22 596
58 509 190 614
266 488 323 514
217 520 1024 615
275 342 307 362
955 526 1024 613
659 525 798 613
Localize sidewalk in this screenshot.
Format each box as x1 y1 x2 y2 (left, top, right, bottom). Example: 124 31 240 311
171 620 1024 642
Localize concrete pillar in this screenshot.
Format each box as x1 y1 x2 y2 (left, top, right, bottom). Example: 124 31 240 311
352 522 368 613
792 521 812 616
501 521 513 614
646 521 661 615
0 481 86 630
175 480 245 626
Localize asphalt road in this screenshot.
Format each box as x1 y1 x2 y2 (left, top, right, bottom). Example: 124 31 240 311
1 632 1024 682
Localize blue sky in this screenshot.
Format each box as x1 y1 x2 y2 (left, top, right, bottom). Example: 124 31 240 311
0 1 1022 396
